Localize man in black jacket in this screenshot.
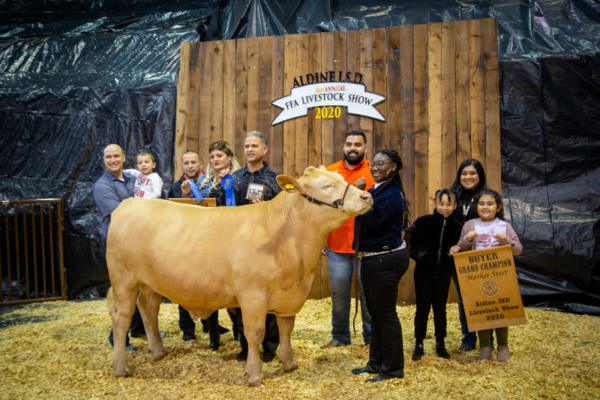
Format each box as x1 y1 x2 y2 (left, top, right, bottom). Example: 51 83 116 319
168 150 231 347
168 150 205 343
213 131 282 362
169 150 204 199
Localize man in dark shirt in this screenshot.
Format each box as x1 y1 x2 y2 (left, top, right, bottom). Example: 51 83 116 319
213 131 282 362
93 144 146 351
213 132 282 207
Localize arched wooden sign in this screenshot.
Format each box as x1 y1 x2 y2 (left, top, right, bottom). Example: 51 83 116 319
175 19 501 304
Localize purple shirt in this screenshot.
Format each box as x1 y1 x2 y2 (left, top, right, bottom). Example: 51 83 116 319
93 169 134 238
474 218 507 250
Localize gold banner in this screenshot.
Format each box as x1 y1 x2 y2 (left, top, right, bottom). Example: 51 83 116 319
453 244 526 331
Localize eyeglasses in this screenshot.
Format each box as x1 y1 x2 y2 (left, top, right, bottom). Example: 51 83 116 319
370 160 391 169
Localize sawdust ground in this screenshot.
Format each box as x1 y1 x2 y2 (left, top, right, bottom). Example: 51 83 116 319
0 299 599 399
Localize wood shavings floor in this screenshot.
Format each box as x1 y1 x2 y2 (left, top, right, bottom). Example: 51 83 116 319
1 299 599 399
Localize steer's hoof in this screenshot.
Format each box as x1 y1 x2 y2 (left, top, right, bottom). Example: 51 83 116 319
247 376 263 387
153 348 169 362
283 361 298 373
114 368 130 378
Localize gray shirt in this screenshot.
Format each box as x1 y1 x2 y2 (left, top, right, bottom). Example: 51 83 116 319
93 169 135 238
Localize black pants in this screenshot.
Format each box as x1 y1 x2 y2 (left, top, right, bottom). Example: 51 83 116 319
178 306 197 332
109 305 145 346
361 248 410 378
414 269 452 340
179 307 237 335
236 308 279 354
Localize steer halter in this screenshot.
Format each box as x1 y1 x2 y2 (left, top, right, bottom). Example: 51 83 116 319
300 182 351 213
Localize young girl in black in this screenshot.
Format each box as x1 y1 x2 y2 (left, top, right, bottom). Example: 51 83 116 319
409 189 463 360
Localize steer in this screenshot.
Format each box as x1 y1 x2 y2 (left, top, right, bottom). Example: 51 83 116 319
107 166 372 386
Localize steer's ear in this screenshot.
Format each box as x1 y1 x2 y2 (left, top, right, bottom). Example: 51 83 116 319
317 165 327 171
277 175 304 194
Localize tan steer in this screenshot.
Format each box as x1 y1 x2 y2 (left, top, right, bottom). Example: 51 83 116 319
107 166 372 386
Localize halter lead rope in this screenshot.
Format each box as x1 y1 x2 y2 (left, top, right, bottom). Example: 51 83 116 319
300 182 351 212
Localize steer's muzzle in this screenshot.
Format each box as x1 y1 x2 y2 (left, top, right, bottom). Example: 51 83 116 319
347 192 373 216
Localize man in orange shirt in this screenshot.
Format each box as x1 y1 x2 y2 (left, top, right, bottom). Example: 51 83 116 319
321 131 375 349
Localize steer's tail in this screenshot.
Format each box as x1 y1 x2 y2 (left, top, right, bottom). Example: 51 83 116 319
106 287 113 311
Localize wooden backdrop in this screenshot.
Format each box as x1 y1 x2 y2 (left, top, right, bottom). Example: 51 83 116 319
175 18 501 305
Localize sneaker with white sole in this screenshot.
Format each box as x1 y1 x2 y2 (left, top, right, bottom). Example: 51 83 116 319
182 331 196 343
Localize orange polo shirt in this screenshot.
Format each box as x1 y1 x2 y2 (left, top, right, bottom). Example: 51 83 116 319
326 158 375 254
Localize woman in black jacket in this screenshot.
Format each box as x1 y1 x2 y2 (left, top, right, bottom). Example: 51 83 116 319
449 159 488 351
409 189 463 361
351 149 410 382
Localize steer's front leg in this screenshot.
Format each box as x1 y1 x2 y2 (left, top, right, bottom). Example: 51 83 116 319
276 315 298 373
241 308 266 386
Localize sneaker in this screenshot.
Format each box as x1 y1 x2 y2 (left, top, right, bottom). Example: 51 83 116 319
477 346 492 361
412 345 424 361
182 331 196 343
202 325 231 335
109 339 137 352
436 344 451 359
320 341 344 349
497 345 510 362
459 344 475 352
262 351 276 362
131 331 166 339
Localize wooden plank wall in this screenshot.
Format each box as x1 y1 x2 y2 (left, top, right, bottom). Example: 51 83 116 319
175 18 501 304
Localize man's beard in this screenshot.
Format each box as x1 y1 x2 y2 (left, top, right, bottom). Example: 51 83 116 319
345 151 365 165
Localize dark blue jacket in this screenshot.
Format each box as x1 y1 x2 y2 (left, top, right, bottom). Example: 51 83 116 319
353 176 405 252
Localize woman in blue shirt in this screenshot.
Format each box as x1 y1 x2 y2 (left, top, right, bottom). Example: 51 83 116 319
196 140 242 197
351 149 410 382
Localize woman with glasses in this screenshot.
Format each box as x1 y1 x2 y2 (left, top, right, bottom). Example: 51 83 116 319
351 149 411 382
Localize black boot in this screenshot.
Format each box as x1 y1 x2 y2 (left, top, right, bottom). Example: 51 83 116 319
436 340 450 359
412 339 424 361
207 312 220 351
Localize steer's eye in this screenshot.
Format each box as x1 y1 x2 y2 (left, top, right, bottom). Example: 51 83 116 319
322 184 333 190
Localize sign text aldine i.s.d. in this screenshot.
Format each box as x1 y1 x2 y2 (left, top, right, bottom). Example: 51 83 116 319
271 72 386 125
453 244 527 332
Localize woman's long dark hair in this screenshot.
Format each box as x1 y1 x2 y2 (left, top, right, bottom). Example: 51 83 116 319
450 158 487 200
374 149 411 229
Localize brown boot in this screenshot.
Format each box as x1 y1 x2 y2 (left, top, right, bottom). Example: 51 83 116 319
320 341 343 349
477 347 492 361
497 346 510 362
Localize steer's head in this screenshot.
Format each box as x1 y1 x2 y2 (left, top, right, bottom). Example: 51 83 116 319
277 166 373 226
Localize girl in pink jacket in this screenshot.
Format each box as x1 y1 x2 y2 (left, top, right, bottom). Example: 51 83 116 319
454 189 523 362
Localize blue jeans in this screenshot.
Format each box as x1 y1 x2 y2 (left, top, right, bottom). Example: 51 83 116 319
328 250 371 345
451 272 477 348
451 272 494 348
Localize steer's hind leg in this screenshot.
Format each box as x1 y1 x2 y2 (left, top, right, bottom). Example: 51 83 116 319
137 285 168 361
276 315 298 373
110 286 138 377
240 305 267 387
